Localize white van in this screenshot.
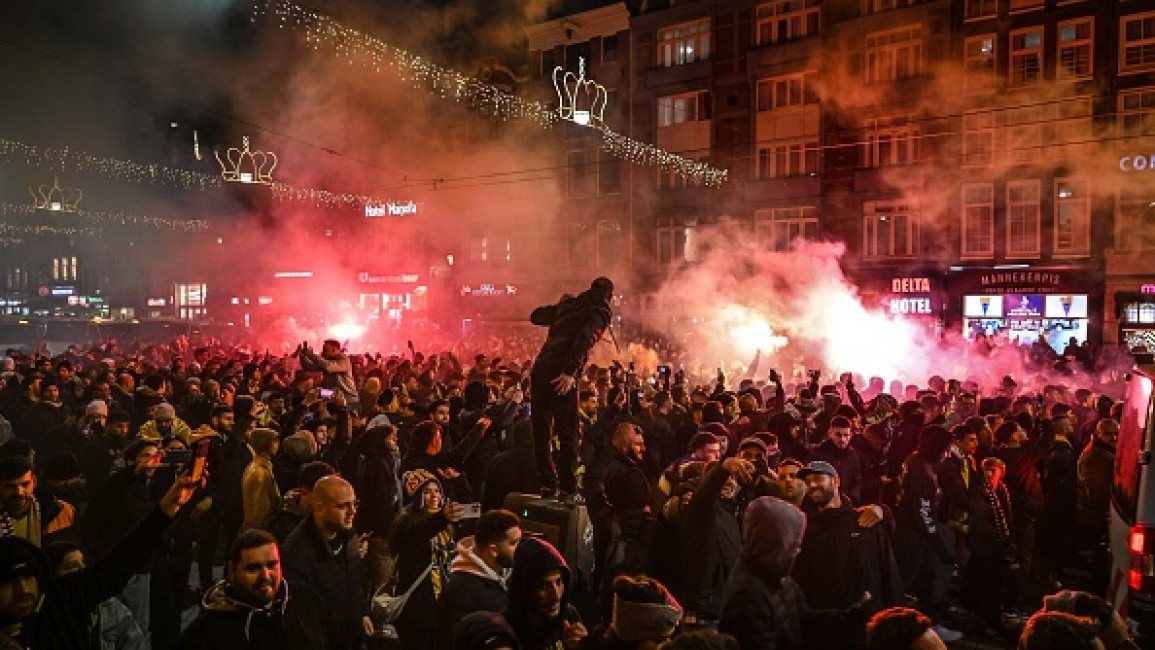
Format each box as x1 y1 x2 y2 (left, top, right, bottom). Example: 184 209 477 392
1109 364 1155 641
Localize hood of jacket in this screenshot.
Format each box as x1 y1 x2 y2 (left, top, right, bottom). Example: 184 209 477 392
742 496 806 580
200 579 292 640
505 537 571 639
450 536 509 587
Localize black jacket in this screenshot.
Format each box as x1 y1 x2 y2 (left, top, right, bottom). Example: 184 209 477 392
808 440 863 505
84 466 162 561
530 289 612 378
173 579 334 650
435 536 509 650
5 508 173 650
680 462 742 619
505 537 583 650
894 451 944 540
280 517 369 650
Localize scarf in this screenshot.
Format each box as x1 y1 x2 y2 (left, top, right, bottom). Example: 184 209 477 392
0 498 42 548
984 481 1012 548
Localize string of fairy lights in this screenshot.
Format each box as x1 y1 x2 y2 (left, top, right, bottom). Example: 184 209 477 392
0 203 209 232
0 136 392 212
249 0 729 187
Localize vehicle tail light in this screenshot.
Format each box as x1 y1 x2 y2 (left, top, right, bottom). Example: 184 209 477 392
1129 525 1155 592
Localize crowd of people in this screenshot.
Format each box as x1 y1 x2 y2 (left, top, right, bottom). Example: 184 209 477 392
0 283 1146 650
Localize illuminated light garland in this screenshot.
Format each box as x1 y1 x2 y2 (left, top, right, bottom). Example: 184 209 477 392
0 203 209 231
0 137 393 210
250 0 729 187
0 237 24 248
0 221 103 238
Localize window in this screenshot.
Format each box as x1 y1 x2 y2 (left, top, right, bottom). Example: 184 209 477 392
755 0 820 45
1010 27 1043 86
1122 12 1155 73
658 92 710 127
871 0 917 12
569 223 594 269
1009 0 1043 10
965 0 997 20
658 19 711 67
567 150 593 197
1006 180 1041 257
598 150 622 194
998 98 1091 162
1054 179 1090 256
1120 87 1155 137
757 140 820 178
962 184 995 257
964 35 997 91
1057 18 1093 80
963 111 995 166
755 207 819 251
866 26 923 83
659 156 709 189
175 283 207 321
755 73 819 111
52 256 78 282
602 34 619 62
1116 196 1155 252
863 201 919 258
863 116 919 167
597 220 622 267
656 218 698 263
539 48 556 77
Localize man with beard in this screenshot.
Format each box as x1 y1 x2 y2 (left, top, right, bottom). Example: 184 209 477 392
435 509 523 649
0 456 74 548
808 415 864 504
174 529 333 650
597 418 652 606
1076 418 1118 596
792 461 903 648
529 277 614 501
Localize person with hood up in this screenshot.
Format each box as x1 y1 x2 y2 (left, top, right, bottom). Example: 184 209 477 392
718 496 807 650
435 509 523 649
392 469 468 650
529 277 614 500
503 536 587 650
584 575 682 650
348 424 402 591
174 529 333 650
892 425 963 643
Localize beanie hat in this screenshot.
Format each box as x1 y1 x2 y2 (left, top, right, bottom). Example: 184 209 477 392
402 469 443 510
85 400 109 417
0 537 48 585
155 403 176 420
610 576 683 642
281 431 317 461
249 428 280 456
737 436 768 455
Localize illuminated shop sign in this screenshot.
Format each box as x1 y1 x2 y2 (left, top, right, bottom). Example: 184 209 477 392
461 283 518 297
885 276 936 315
146 298 167 307
1142 284 1155 295
365 201 418 217
1120 155 1155 172
891 277 931 293
273 271 313 279
51 286 75 297
358 272 420 284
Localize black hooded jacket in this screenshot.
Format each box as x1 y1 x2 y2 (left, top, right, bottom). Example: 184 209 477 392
530 289 612 378
173 579 333 650
505 537 582 650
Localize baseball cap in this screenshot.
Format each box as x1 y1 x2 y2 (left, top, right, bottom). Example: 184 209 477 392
0 537 46 584
798 460 838 480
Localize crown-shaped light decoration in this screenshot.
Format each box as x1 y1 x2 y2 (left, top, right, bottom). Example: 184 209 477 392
215 136 277 184
29 177 82 212
553 58 607 128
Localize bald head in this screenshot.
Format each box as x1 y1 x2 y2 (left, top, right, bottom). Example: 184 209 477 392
311 476 357 538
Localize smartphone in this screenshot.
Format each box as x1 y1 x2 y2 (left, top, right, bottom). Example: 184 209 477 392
753 459 770 477
319 388 335 399
190 438 211 482
460 502 483 519
657 365 670 375
166 449 192 468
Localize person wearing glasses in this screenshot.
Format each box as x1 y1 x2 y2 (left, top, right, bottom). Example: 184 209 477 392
281 475 373 650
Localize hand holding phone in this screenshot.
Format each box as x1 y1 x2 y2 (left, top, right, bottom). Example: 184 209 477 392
460 502 483 519
190 438 211 483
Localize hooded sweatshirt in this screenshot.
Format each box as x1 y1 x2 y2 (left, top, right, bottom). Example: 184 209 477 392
505 537 583 650
173 579 331 650
530 288 612 378
435 536 511 649
718 497 807 650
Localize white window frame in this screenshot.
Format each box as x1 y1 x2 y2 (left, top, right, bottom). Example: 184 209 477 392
1116 195 1155 253
658 19 711 67
1057 18 1093 81
757 140 820 178
863 116 920 167
961 184 995 258
755 73 818 111
1010 27 1044 86
755 0 821 45
1054 179 1091 257
755 207 819 251
1006 180 1041 258
656 218 698 264
863 201 919 259
964 35 997 92
1120 86 1155 137
658 91 708 127
964 0 998 20
963 111 996 167
866 25 923 84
